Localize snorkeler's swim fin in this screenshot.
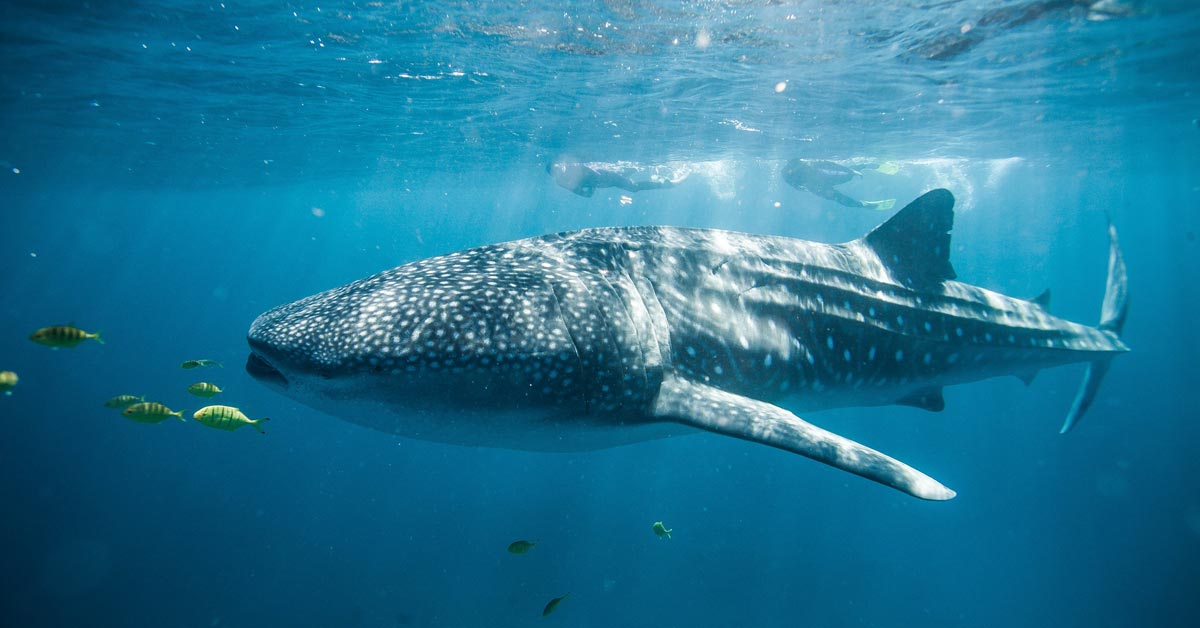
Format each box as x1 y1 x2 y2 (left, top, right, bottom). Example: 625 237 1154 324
862 199 897 211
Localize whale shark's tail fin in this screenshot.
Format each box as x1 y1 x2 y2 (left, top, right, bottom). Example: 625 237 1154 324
1060 217 1128 434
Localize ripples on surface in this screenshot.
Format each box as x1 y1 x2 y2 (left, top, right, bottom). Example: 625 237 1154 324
0 0 1195 186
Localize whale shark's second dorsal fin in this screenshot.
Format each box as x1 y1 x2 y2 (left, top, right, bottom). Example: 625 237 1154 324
862 188 957 288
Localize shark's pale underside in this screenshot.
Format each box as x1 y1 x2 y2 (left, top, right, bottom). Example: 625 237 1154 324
246 189 1128 500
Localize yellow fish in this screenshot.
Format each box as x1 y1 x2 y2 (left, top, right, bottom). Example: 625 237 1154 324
187 382 223 398
30 325 103 348
193 405 268 434
542 593 569 617
507 540 536 554
181 359 222 369
104 394 145 409
122 402 186 424
0 371 18 395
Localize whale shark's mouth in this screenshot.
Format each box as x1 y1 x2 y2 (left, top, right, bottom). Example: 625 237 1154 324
246 352 288 388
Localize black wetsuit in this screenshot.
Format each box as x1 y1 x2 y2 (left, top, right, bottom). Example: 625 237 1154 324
782 159 868 208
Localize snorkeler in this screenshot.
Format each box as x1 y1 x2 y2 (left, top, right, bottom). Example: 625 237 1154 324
782 159 895 211
547 159 675 198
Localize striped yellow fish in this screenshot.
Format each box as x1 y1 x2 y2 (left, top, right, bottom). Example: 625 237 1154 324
180 359 222 369
186 382 223 398
0 371 18 395
193 405 268 434
122 402 186 424
104 394 145 409
30 325 103 348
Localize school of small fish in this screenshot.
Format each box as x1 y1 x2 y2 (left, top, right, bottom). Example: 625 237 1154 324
9 324 268 435
9 324 681 618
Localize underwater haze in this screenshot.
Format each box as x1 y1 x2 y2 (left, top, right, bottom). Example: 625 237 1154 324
1 1 1199 627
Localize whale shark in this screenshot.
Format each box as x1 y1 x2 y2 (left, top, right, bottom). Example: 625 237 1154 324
246 189 1128 500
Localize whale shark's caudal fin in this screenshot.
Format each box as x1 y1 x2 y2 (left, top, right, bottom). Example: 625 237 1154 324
652 375 956 501
1060 218 1128 434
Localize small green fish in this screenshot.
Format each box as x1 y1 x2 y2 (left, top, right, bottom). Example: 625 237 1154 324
104 394 145 409
507 540 536 554
181 359 223 369
122 402 186 424
187 382 223 398
541 593 569 617
30 325 103 348
193 405 268 434
0 371 18 396
652 521 672 540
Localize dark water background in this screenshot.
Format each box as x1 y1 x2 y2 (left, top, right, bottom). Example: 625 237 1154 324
1 1 1198 626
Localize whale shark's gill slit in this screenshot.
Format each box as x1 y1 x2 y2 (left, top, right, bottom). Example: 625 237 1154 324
593 264 658 412
546 280 589 412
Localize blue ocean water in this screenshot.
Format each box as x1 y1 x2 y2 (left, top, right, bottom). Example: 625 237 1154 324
1 1 1198 626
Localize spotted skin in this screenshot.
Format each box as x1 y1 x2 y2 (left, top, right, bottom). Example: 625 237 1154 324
247 190 1128 499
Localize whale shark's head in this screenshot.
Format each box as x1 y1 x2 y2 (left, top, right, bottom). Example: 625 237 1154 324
246 248 593 441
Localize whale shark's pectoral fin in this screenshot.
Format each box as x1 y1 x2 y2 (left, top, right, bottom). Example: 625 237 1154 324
652 376 956 501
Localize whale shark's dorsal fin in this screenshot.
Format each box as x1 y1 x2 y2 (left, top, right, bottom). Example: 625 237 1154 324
1030 289 1051 309
862 188 957 288
652 375 956 500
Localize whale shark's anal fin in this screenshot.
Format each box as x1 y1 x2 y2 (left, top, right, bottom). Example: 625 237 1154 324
1014 370 1039 386
861 188 957 288
896 387 945 412
651 376 955 501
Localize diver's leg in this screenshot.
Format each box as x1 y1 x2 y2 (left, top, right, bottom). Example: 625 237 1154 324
829 188 895 211
828 189 869 208
629 179 674 192
590 170 639 192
